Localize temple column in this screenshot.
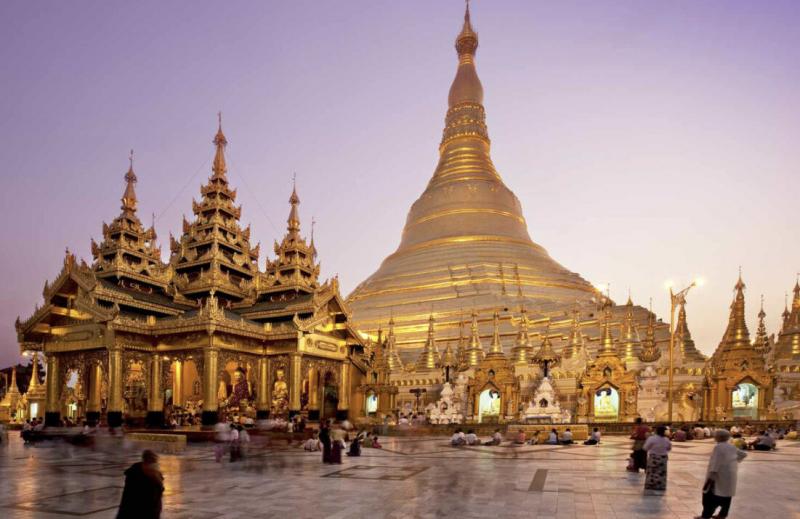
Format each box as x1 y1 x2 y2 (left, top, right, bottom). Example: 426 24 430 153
336 361 350 421
288 352 302 418
146 354 163 427
256 356 269 419
86 363 102 426
307 367 320 421
201 344 219 426
107 345 124 427
44 353 61 426
172 360 183 407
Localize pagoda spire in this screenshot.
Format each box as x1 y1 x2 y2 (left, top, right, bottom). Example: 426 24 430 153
533 321 561 377
486 310 506 359
620 296 641 362
753 295 771 355
287 177 301 236
212 112 228 180
638 299 661 363
563 305 584 359
728 271 751 348
456 313 467 369
781 292 791 332
384 316 404 372
121 149 137 214
597 301 618 357
510 306 534 364
415 313 441 371
464 309 484 367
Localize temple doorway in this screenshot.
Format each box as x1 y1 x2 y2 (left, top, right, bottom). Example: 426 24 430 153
732 382 759 419
478 388 501 423
321 371 338 420
594 386 619 421
365 390 378 415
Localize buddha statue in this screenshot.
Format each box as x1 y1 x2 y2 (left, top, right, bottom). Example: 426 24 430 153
272 368 289 414
227 367 251 408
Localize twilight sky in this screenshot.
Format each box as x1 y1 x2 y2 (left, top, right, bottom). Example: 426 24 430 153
1 0 798 367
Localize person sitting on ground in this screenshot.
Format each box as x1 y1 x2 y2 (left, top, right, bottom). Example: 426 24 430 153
465 429 480 445
693 425 705 440
304 433 321 451
584 427 601 445
560 428 574 445
362 432 374 448
487 429 502 446
703 425 712 438
451 428 465 447
673 428 688 442
514 429 526 445
752 431 776 451
371 435 383 448
546 428 559 445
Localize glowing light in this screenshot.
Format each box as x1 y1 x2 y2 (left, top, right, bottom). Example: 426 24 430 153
664 280 675 291
594 283 608 294
694 277 706 287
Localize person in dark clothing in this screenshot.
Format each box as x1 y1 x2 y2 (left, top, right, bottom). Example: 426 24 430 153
319 421 332 463
117 450 164 519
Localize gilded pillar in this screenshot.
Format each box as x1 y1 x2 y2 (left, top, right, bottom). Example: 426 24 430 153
86 363 102 426
172 360 183 407
107 345 124 427
337 361 350 420
256 356 269 419
44 353 61 426
307 367 320 421
288 352 302 417
146 353 163 427
201 345 219 425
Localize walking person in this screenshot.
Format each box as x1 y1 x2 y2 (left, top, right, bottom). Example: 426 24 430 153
695 429 747 519
330 424 345 464
629 417 650 472
116 450 164 519
319 420 332 463
643 425 672 492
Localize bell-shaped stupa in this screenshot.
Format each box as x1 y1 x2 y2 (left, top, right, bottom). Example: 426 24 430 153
347 5 598 354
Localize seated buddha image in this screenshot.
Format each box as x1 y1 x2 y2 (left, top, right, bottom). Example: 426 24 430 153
272 368 289 413
226 367 251 408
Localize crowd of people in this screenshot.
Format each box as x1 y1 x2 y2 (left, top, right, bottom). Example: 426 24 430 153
623 418 795 518
449 426 598 447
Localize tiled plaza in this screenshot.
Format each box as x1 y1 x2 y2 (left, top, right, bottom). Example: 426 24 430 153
0 432 798 518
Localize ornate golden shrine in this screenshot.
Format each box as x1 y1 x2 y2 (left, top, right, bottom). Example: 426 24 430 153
466 349 519 423
577 303 638 422
705 276 773 421
16 124 367 427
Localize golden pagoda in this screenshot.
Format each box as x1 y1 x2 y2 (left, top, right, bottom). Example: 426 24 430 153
414 314 441 371
510 306 533 365
619 297 642 364
638 304 662 363
705 274 772 420
347 4 602 351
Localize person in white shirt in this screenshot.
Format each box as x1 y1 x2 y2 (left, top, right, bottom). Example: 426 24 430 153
643 425 672 491
695 429 747 519
465 430 479 445
546 429 558 445
487 429 502 446
584 427 601 445
451 429 466 446
560 428 574 445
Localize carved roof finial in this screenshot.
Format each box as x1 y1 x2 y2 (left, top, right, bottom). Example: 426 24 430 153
121 149 138 213
212 112 228 179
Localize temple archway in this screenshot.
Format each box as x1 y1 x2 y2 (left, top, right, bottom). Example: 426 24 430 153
731 378 760 419
321 370 338 420
365 390 378 415
478 385 501 423
593 384 620 421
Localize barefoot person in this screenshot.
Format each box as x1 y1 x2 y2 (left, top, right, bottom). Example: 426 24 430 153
695 429 747 519
117 450 164 519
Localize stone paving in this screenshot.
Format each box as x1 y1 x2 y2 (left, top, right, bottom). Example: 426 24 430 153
0 431 798 518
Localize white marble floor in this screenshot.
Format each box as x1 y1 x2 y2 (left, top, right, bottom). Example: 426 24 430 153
1 432 799 518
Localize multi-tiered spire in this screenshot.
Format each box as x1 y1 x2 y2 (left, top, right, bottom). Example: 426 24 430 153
620 296 641 362
463 310 485 367
597 301 618 358
638 301 662 363
170 117 260 303
263 183 320 294
510 306 534 364
774 278 800 361
384 317 404 372
532 322 560 377
485 310 507 360
91 151 168 291
753 296 771 356
415 314 441 371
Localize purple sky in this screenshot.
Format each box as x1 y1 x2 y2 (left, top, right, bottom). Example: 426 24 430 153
1 1 799 367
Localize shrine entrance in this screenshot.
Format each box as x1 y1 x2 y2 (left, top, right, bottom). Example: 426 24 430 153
321 371 338 420
478 386 501 423
593 385 619 421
